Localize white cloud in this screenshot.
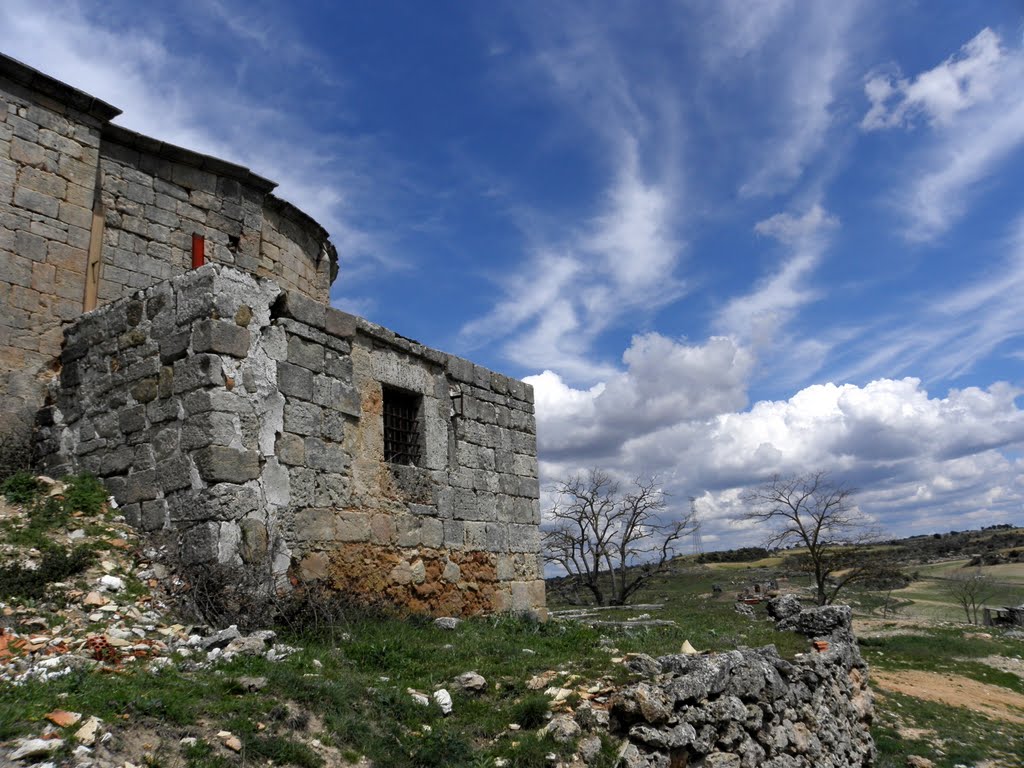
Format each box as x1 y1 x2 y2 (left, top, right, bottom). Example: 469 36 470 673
862 29 1004 130
530 339 1024 547
459 14 685 380
861 28 1024 241
525 334 752 461
722 2 862 197
715 204 838 349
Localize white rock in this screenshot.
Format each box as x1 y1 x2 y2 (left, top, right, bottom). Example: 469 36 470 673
453 671 487 693
433 689 453 715
11 738 63 760
74 716 102 746
99 575 124 592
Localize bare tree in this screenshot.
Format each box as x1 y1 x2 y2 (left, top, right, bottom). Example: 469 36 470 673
944 568 998 624
742 471 878 606
542 469 697 606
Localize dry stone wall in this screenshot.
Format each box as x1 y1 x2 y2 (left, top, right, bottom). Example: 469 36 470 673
37 265 545 618
609 604 874 768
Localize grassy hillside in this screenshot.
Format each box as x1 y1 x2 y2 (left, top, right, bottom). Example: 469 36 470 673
3 471 1022 767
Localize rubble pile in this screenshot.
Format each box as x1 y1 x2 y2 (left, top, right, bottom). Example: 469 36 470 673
0 479 300 766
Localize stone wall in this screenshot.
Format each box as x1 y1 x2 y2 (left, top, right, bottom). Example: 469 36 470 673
609 604 874 768
95 125 335 307
0 55 117 437
37 265 545 618
0 53 338 440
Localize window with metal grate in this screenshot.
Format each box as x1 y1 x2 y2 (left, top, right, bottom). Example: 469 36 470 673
383 386 422 465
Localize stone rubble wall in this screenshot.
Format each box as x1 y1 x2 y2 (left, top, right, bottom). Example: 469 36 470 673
37 265 545 618
609 605 874 768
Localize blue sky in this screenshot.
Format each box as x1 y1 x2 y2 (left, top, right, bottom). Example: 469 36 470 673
3 1 1024 548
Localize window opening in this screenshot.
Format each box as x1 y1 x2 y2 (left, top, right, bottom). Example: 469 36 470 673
383 387 422 465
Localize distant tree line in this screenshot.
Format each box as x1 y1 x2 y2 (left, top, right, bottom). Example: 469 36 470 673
697 547 770 564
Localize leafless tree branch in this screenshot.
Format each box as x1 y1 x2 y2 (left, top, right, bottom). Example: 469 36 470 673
542 469 697 606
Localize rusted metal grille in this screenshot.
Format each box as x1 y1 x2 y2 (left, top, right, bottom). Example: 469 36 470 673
383 388 421 465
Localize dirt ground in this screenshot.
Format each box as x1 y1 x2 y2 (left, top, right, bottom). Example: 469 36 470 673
871 668 1024 724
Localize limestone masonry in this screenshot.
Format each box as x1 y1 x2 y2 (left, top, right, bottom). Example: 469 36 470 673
1 53 544 617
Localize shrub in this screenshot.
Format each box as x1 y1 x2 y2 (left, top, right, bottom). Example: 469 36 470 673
1 471 44 505
510 693 550 730
0 423 33 483
0 545 95 600
61 474 108 515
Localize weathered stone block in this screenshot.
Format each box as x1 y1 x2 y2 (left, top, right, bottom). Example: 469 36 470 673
275 432 305 465
158 456 193 492
179 522 220 564
118 404 147 434
508 524 540 553
275 290 325 329
277 361 313 400
283 400 321 436
325 308 356 338
173 354 223 393
159 330 190 364
141 499 168 531
337 511 371 542
192 319 251 358
194 446 260 483
287 334 325 372
292 508 338 542
239 518 269 563
121 469 158 504
304 436 348 472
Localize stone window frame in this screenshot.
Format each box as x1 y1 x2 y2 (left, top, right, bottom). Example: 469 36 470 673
382 385 423 466
370 347 446 473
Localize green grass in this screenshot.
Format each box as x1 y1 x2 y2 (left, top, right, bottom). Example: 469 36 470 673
859 630 1024 695
873 690 1024 768
0 470 44 504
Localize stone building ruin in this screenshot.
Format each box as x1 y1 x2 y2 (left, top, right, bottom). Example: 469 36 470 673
0 52 545 618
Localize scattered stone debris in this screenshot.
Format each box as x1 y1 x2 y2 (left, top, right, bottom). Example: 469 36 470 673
433 616 462 630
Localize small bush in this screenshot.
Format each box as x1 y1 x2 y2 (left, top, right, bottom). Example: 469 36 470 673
0 545 95 599
0 424 33 483
407 727 474 767
510 693 550 730
1 471 44 504
61 473 108 515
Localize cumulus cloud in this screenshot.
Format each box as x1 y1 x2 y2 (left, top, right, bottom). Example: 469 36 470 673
530 349 1024 547
861 28 1024 241
525 334 752 462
